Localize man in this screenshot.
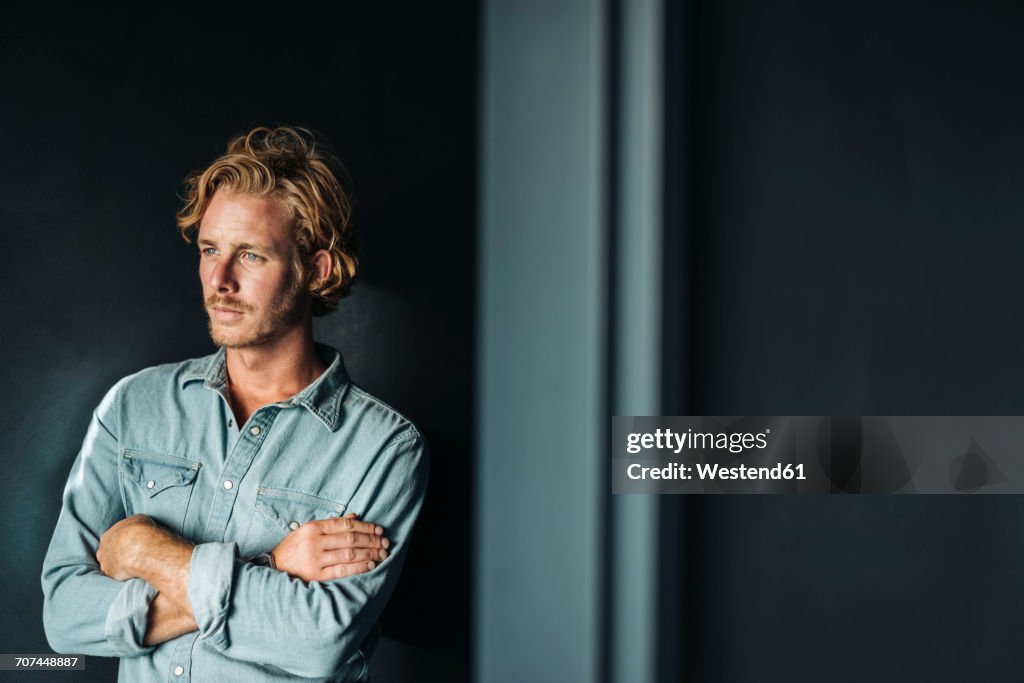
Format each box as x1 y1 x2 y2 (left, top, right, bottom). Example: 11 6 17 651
41 126 429 682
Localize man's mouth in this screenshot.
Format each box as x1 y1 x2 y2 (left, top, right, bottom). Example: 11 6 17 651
210 305 245 321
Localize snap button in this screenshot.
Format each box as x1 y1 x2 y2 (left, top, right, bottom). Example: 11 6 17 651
250 426 261 436
146 480 155 490
223 480 233 490
289 521 300 531
174 665 184 676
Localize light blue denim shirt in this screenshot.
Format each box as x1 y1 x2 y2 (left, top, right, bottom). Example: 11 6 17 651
41 343 429 682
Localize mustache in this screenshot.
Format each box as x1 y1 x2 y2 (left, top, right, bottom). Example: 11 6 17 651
205 295 252 313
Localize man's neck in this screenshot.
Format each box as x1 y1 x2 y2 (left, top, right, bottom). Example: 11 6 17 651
223 325 328 425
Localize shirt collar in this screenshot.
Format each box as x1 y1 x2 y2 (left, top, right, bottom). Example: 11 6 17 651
180 342 350 432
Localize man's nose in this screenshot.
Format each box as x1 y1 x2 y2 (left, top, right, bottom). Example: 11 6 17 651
209 258 238 293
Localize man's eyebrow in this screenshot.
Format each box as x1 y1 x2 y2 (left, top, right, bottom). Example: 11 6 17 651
234 241 274 252
196 238 277 253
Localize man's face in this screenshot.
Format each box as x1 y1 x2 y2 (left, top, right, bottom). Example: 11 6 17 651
197 191 308 349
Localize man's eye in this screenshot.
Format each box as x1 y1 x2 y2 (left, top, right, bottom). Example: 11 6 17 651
201 247 217 256
241 252 263 262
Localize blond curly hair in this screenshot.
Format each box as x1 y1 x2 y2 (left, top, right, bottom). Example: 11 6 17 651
176 126 357 316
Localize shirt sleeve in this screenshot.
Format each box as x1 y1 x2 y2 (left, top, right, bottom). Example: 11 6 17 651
186 434 429 679
40 380 160 657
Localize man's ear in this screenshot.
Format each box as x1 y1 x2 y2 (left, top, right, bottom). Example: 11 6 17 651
309 249 334 291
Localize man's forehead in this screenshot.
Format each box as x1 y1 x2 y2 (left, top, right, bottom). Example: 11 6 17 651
197 191 294 249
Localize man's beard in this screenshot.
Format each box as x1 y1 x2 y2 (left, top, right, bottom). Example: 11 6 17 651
204 276 307 349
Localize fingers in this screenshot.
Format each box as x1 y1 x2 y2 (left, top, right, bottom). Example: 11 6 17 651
319 547 389 567
311 516 390 550
314 516 384 537
319 530 390 551
318 561 379 581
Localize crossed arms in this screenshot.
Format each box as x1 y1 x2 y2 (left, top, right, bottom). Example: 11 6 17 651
95 512 391 646
41 391 428 678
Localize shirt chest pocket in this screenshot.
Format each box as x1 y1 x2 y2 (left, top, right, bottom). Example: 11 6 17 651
119 450 201 534
242 486 347 557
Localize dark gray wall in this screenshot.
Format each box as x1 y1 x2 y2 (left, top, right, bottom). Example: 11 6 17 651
683 2 1024 681
0 8 474 681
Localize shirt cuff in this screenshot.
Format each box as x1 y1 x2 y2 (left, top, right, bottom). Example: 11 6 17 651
104 578 158 657
188 542 237 650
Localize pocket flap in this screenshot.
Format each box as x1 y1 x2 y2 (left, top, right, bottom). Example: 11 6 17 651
121 450 200 497
255 487 346 534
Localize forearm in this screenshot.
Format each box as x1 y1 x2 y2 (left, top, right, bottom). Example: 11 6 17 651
131 530 196 620
124 522 198 644
170 437 428 676
188 436 427 676
96 516 199 646
189 541 399 678
143 592 198 646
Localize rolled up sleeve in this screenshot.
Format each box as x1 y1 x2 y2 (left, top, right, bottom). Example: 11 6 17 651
188 541 237 650
41 379 158 657
104 579 159 656
187 435 429 678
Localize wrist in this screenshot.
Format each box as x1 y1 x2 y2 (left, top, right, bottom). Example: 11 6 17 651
251 551 277 569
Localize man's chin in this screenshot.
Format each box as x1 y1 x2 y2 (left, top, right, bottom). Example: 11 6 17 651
207 322 253 349
210 333 257 349
209 327 283 350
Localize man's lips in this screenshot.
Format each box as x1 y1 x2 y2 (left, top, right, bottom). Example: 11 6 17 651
210 305 245 321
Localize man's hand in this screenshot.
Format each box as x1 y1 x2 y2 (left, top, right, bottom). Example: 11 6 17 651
270 513 390 582
96 514 169 581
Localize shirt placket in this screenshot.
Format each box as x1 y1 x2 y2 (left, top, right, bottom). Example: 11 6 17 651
166 647 193 681
204 407 280 541
166 408 282 680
